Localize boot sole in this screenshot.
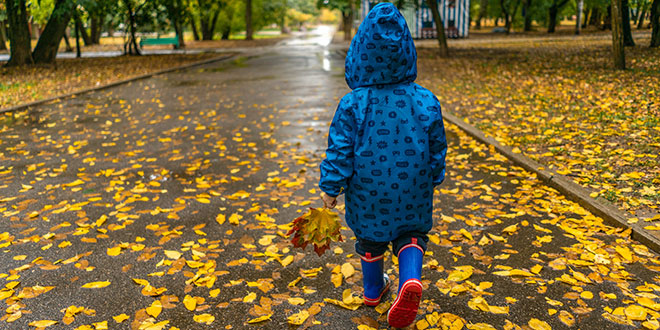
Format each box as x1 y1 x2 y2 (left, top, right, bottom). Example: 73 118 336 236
387 279 422 328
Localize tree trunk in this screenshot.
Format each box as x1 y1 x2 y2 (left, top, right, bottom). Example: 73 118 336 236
548 0 570 32
0 20 7 51
5 0 34 66
477 0 489 29
583 6 591 28
576 0 584 34
502 0 522 33
245 0 253 40
74 12 92 46
501 0 511 33
548 3 559 32
175 22 185 49
603 5 612 29
341 1 356 41
210 10 221 37
622 0 635 45
200 9 220 40
612 0 626 68
589 7 600 26
523 0 533 31
652 0 660 46
510 0 522 33
637 1 649 28
63 29 73 52
33 0 74 64
426 0 449 57
201 18 212 40
90 15 103 44
122 0 141 55
75 18 81 57
191 18 201 41
221 5 235 40
633 0 641 24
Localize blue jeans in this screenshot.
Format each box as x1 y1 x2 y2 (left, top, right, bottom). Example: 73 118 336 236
355 231 429 257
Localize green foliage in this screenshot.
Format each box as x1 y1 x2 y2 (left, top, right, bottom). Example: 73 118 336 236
316 0 360 13
28 0 55 25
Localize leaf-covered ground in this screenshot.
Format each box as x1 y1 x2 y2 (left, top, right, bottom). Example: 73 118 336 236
1 33 660 330
0 53 223 110
417 33 660 223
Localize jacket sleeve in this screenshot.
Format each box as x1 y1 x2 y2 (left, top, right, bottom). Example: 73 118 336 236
429 102 448 187
319 100 356 197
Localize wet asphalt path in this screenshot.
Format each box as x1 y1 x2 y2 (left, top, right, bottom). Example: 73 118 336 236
1 27 659 330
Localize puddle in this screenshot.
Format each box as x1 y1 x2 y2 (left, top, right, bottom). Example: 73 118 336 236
321 50 331 72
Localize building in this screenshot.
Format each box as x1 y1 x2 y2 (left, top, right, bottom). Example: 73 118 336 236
359 0 470 38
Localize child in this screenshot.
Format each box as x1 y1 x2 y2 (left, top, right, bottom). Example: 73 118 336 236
319 3 448 328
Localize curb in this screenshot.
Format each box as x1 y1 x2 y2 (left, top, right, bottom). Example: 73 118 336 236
0 53 237 115
442 112 660 253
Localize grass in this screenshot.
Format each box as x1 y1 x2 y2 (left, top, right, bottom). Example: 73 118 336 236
0 53 222 111
417 31 660 217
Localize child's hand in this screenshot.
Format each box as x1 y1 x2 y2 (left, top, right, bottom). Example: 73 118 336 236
321 193 337 209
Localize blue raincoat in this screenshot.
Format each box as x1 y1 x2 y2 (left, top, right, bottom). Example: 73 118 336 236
319 3 447 242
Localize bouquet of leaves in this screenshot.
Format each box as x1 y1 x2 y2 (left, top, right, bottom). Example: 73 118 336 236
287 208 343 256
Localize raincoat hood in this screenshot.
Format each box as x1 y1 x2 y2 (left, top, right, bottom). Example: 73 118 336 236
345 3 417 90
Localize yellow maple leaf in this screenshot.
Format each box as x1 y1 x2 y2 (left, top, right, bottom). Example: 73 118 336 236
163 250 182 259
287 310 310 325
193 314 215 325
243 292 257 303
288 297 306 305
183 295 197 311
146 300 162 318
81 281 111 289
528 318 551 330
341 263 355 278
247 314 272 324
28 320 58 328
113 314 130 323
107 246 121 256
624 305 647 321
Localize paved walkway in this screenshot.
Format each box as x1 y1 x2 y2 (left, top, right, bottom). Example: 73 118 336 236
0 27 658 329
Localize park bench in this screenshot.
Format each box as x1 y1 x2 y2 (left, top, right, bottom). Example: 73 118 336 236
139 35 180 49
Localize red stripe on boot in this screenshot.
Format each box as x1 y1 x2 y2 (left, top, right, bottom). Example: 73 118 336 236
397 243 424 258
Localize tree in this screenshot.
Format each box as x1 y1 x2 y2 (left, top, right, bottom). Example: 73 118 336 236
476 0 489 28
245 0 253 40
5 0 34 66
612 0 626 68
73 10 93 45
637 0 649 28
576 0 584 34
32 0 75 64
522 0 533 31
548 0 570 32
79 0 117 45
317 0 359 41
195 0 222 40
1 16 7 51
622 0 635 45
426 0 449 56
162 0 187 48
219 3 235 39
651 0 659 46
121 0 148 55
500 0 522 33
